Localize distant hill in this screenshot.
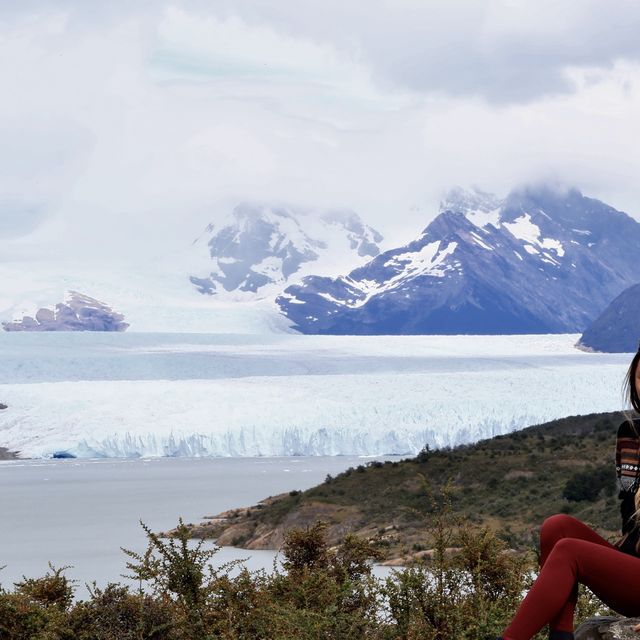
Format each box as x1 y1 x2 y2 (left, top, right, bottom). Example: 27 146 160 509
2 291 129 332
277 186 640 334
578 283 640 353
184 411 628 562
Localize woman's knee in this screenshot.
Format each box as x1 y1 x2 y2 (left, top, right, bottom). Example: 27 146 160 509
545 537 583 570
540 513 578 540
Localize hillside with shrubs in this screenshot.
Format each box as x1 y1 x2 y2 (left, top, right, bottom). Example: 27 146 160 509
186 411 627 561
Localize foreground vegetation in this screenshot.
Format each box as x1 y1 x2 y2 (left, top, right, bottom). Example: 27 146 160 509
0 503 614 640
188 411 627 560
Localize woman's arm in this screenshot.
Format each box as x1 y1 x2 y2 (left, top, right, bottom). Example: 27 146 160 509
615 419 640 552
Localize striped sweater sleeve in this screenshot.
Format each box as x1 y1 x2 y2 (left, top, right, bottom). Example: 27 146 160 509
617 420 640 546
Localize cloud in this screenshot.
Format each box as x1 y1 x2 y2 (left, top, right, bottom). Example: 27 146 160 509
161 0 640 104
1 1 640 267
0 200 49 238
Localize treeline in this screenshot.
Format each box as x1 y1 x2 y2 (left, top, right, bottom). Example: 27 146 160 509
0 505 611 640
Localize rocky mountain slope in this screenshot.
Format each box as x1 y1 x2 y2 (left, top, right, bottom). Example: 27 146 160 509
277 186 640 334
578 283 640 353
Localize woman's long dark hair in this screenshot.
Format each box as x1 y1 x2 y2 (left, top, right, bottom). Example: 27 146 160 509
623 350 640 433
618 348 640 552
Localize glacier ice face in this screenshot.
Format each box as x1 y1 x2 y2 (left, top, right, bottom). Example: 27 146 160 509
0 333 629 459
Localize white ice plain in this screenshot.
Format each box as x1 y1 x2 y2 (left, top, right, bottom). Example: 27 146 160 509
0 333 630 459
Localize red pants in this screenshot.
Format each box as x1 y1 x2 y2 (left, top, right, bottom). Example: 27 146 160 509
502 513 640 640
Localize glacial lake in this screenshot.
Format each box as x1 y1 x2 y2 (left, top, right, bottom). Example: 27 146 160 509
0 455 398 595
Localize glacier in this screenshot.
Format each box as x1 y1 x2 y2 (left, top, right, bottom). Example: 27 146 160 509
0 333 631 459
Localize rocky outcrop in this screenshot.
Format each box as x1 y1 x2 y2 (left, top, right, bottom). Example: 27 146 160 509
2 291 129 332
576 617 640 639
174 495 366 552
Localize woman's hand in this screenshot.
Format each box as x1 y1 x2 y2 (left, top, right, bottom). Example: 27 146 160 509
634 621 640 632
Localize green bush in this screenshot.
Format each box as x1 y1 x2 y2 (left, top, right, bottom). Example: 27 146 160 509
0 507 615 639
67 584 175 639
563 464 616 502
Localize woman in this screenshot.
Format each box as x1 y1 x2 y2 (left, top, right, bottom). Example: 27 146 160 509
496 346 640 640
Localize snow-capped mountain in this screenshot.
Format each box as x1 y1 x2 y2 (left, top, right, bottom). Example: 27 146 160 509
277 186 640 334
1 202 383 333
189 202 384 300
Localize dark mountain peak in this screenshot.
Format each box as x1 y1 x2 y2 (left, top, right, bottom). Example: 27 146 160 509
578 283 640 353
500 184 579 224
423 208 478 239
500 184 636 237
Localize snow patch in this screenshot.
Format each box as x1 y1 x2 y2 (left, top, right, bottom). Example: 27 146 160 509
466 207 501 229
470 232 493 251
503 213 565 259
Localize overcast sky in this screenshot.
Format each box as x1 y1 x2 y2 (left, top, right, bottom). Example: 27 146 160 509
2 0 640 263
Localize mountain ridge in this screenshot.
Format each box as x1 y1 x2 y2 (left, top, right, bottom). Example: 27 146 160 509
277 186 640 335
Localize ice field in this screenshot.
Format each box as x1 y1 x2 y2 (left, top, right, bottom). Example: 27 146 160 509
0 332 632 458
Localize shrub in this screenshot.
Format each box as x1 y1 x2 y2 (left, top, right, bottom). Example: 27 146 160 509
67 583 175 640
14 563 74 610
0 499 617 639
563 464 615 502
123 518 242 640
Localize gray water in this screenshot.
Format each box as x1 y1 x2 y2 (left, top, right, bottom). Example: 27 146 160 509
0 455 397 596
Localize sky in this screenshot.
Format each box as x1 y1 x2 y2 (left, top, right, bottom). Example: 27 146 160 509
2 0 640 264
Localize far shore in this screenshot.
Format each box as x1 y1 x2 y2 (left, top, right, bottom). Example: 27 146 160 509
0 447 19 460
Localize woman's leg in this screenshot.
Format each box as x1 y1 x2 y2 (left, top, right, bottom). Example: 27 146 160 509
538 514 619 632
501 536 640 640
